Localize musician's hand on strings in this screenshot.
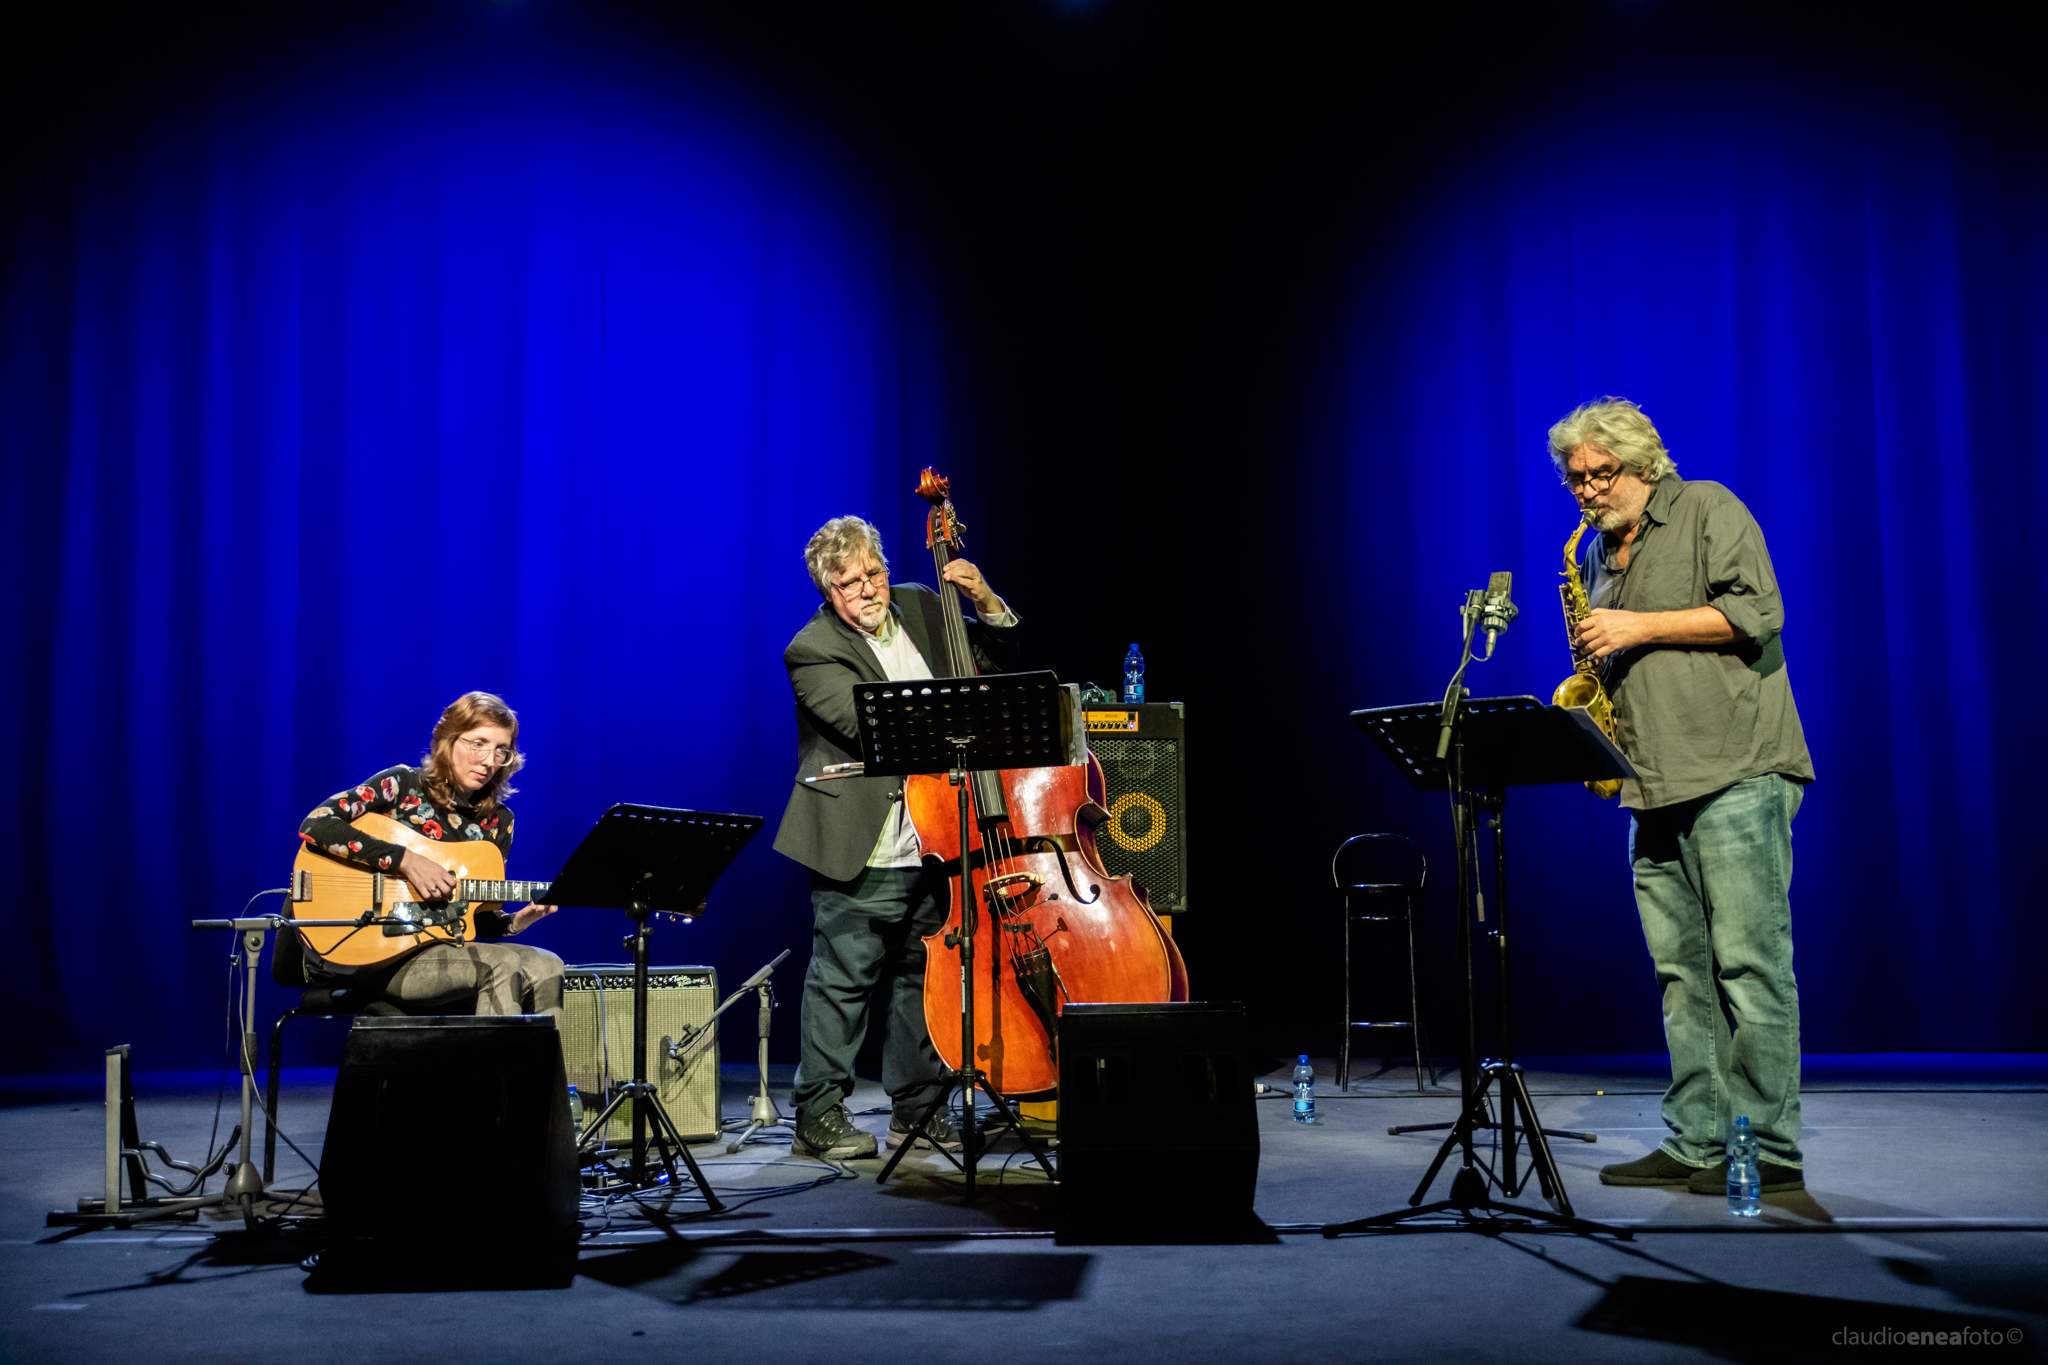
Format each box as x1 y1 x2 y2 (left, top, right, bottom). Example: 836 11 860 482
400 850 458 901
508 904 558 935
940 557 1005 617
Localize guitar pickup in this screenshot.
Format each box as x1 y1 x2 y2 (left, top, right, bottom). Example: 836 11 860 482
380 903 463 937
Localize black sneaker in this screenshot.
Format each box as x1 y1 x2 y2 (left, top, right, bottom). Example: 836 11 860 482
1598 1149 1698 1187
888 1106 966 1154
793 1106 878 1160
1687 1158 1804 1194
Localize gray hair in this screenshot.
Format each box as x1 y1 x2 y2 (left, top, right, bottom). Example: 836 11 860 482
1547 397 1679 484
803 515 889 597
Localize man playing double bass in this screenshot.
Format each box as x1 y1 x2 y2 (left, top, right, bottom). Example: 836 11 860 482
774 515 1020 1160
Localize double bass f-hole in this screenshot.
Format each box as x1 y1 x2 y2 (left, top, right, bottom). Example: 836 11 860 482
1015 834 1101 905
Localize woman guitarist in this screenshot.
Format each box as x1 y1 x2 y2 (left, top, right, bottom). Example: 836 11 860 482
296 691 563 1019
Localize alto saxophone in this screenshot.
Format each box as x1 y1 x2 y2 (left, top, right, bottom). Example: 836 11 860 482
1555 514 1623 799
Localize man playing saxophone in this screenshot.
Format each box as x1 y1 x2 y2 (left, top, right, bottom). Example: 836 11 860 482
1549 398 1816 1197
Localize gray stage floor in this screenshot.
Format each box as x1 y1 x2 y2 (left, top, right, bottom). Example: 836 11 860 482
3 1057 2044 1364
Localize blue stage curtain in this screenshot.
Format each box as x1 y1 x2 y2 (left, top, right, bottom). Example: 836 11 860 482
0 35 960 1072
1314 70 2048 1052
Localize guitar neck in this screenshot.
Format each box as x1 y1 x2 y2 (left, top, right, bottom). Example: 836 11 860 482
459 878 551 904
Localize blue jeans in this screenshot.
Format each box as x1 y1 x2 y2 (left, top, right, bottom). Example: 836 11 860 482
791 864 950 1122
1629 772 1805 1168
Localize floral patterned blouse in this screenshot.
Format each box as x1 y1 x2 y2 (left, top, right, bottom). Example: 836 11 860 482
298 765 517 938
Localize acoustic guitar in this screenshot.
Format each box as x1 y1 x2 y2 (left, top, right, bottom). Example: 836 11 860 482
288 811 551 973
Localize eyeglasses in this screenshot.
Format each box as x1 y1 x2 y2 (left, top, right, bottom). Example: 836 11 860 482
1563 467 1623 493
456 736 515 766
831 566 888 598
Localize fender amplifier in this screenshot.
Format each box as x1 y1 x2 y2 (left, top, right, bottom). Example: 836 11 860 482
559 965 720 1143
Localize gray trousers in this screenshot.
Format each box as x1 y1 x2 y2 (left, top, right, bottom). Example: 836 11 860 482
791 864 949 1121
1631 773 1804 1168
346 939 566 1023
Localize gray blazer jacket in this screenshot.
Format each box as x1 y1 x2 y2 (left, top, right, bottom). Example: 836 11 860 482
771 583 1021 882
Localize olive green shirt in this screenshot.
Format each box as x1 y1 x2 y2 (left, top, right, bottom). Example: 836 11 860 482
1583 477 1815 810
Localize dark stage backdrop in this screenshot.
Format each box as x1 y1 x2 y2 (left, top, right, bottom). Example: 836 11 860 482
4 3 2046 1076
0 17 974 1073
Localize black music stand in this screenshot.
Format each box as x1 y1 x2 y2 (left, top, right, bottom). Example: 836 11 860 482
856 671 1065 1200
1323 697 1635 1240
546 803 762 1205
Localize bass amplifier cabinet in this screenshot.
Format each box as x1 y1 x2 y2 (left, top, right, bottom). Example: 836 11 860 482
559 965 720 1143
1084 702 1189 914
314 1016 579 1290
1055 1002 1261 1239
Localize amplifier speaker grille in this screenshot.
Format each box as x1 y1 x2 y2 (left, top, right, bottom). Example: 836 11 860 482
1086 703 1189 914
559 966 720 1142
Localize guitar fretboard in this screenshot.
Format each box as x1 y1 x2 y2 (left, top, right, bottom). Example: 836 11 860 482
459 879 552 903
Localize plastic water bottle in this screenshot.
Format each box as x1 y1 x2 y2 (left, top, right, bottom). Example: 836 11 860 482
1292 1055 1318 1124
1122 643 1145 704
567 1085 585 1133
1726 1116 1761 1217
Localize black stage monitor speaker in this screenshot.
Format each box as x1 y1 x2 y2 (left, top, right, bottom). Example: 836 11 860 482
1084 702 1189 914
312 1016 579 1291
559 965 720 1142
1056 1002 1264 1242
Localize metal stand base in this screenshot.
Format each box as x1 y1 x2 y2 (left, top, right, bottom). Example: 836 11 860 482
1326 1060 1628 1241
719 960 795 1153
579 1081 726 1212
48 1197 213 1230
874 1067 1055 1199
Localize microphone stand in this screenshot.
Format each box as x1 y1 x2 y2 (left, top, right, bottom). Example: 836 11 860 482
1435 590 1484 762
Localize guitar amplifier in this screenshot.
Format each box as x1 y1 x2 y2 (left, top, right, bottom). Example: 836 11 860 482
559 966 720 1143
1084 702 1189 914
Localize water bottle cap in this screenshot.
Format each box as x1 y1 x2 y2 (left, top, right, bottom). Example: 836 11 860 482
1298 1054 1309 1064
1734 1115 1751 1126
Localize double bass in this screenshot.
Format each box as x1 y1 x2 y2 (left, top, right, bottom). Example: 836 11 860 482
906 468 1187 1097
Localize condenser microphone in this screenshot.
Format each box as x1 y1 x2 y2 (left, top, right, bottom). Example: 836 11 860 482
1479 571 1517 657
